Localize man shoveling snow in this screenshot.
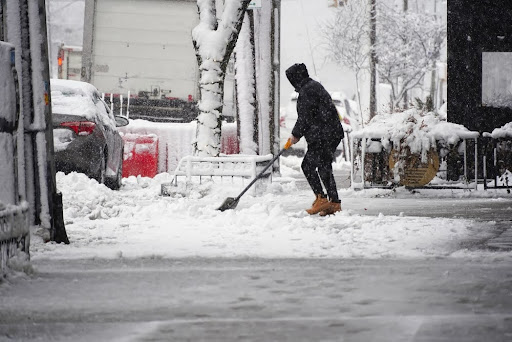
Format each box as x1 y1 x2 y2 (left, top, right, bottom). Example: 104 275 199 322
285 63 345 216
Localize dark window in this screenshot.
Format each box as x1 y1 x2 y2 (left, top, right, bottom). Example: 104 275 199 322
482 52 512 108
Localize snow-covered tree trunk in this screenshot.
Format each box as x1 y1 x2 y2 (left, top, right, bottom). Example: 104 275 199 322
235 11 258 155
369 0 377 120
253 3 273 156
192 0 250 157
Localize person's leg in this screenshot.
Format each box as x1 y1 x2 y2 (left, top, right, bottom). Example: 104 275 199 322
317 162 339 202
318 138 343 216
301 143 329 214
316 139 341 202
301 145 324 196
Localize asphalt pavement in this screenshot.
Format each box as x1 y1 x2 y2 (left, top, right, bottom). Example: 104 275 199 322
1 258 511 342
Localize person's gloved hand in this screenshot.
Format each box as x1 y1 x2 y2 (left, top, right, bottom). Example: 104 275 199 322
284 135 299 150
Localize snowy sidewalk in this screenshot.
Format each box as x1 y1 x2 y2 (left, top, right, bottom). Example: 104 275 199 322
27 160 512 261
2 161 512 342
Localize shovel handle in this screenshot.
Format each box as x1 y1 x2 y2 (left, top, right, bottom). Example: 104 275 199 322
234 146 288 201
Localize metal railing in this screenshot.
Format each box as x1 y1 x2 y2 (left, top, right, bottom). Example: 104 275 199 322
350 136 479 190
482 136 512 191
161 154 275 196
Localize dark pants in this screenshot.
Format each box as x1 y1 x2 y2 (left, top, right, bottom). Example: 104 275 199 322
301 138 341 203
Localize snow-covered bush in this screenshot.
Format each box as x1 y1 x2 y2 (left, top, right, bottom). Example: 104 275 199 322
351 108 479 186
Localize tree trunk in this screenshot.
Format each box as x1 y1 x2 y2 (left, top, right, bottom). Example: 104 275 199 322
235 11 258 155
193 0 250 157
369 0 377 120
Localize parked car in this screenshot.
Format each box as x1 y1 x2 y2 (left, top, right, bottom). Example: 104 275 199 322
280 91 358 156
51 79 129 189
329 91 361 130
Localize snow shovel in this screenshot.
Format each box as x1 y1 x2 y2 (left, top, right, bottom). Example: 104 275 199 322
217 139 292 211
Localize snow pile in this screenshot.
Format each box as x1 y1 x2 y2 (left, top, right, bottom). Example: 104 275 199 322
487 122 512 139
28 170 510 261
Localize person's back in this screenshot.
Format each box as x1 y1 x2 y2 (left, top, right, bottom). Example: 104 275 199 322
295 78 343 144
286 63 343 145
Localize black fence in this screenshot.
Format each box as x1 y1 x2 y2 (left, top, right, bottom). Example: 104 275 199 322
351 136 479 190
104 97 199 123
482 135 512 191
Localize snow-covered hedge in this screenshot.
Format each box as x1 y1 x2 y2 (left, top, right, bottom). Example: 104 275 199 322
352 108 479 159
485 122 512 139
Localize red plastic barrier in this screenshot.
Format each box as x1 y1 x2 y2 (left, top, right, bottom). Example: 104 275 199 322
122 134 159 178
221 125 239 154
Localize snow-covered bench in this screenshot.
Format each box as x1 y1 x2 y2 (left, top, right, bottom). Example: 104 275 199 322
160 154 275 195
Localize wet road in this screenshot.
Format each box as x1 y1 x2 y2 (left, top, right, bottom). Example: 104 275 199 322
1 258 512 342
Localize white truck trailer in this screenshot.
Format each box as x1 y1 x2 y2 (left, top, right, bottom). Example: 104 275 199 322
81 0 200 122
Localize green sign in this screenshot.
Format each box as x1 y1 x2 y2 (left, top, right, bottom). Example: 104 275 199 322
248 0 261 9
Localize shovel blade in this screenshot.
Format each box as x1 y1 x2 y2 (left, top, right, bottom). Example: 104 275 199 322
217 197 239 211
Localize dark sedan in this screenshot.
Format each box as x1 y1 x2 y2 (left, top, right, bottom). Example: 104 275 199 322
51 79 129 190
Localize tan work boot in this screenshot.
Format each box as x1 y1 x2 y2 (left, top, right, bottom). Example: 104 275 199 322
306 194 328 215
319 201 342 216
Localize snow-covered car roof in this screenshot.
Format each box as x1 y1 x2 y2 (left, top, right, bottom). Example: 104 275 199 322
51 78 98 99
50 79 115 129
51 79 98 118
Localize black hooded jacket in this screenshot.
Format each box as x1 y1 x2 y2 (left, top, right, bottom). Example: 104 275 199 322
285 63 344 145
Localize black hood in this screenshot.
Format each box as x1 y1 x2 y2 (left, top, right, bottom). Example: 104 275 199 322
286 63 309 92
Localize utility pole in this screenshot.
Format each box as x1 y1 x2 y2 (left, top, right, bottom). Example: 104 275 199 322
271 0 280 173
369 0 377 120
4 0 68 244
36 0 68 243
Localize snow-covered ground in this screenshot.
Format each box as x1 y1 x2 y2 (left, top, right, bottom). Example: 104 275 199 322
29 159 512 262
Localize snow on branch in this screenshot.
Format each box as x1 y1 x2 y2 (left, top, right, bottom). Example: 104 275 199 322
322 1 446 113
